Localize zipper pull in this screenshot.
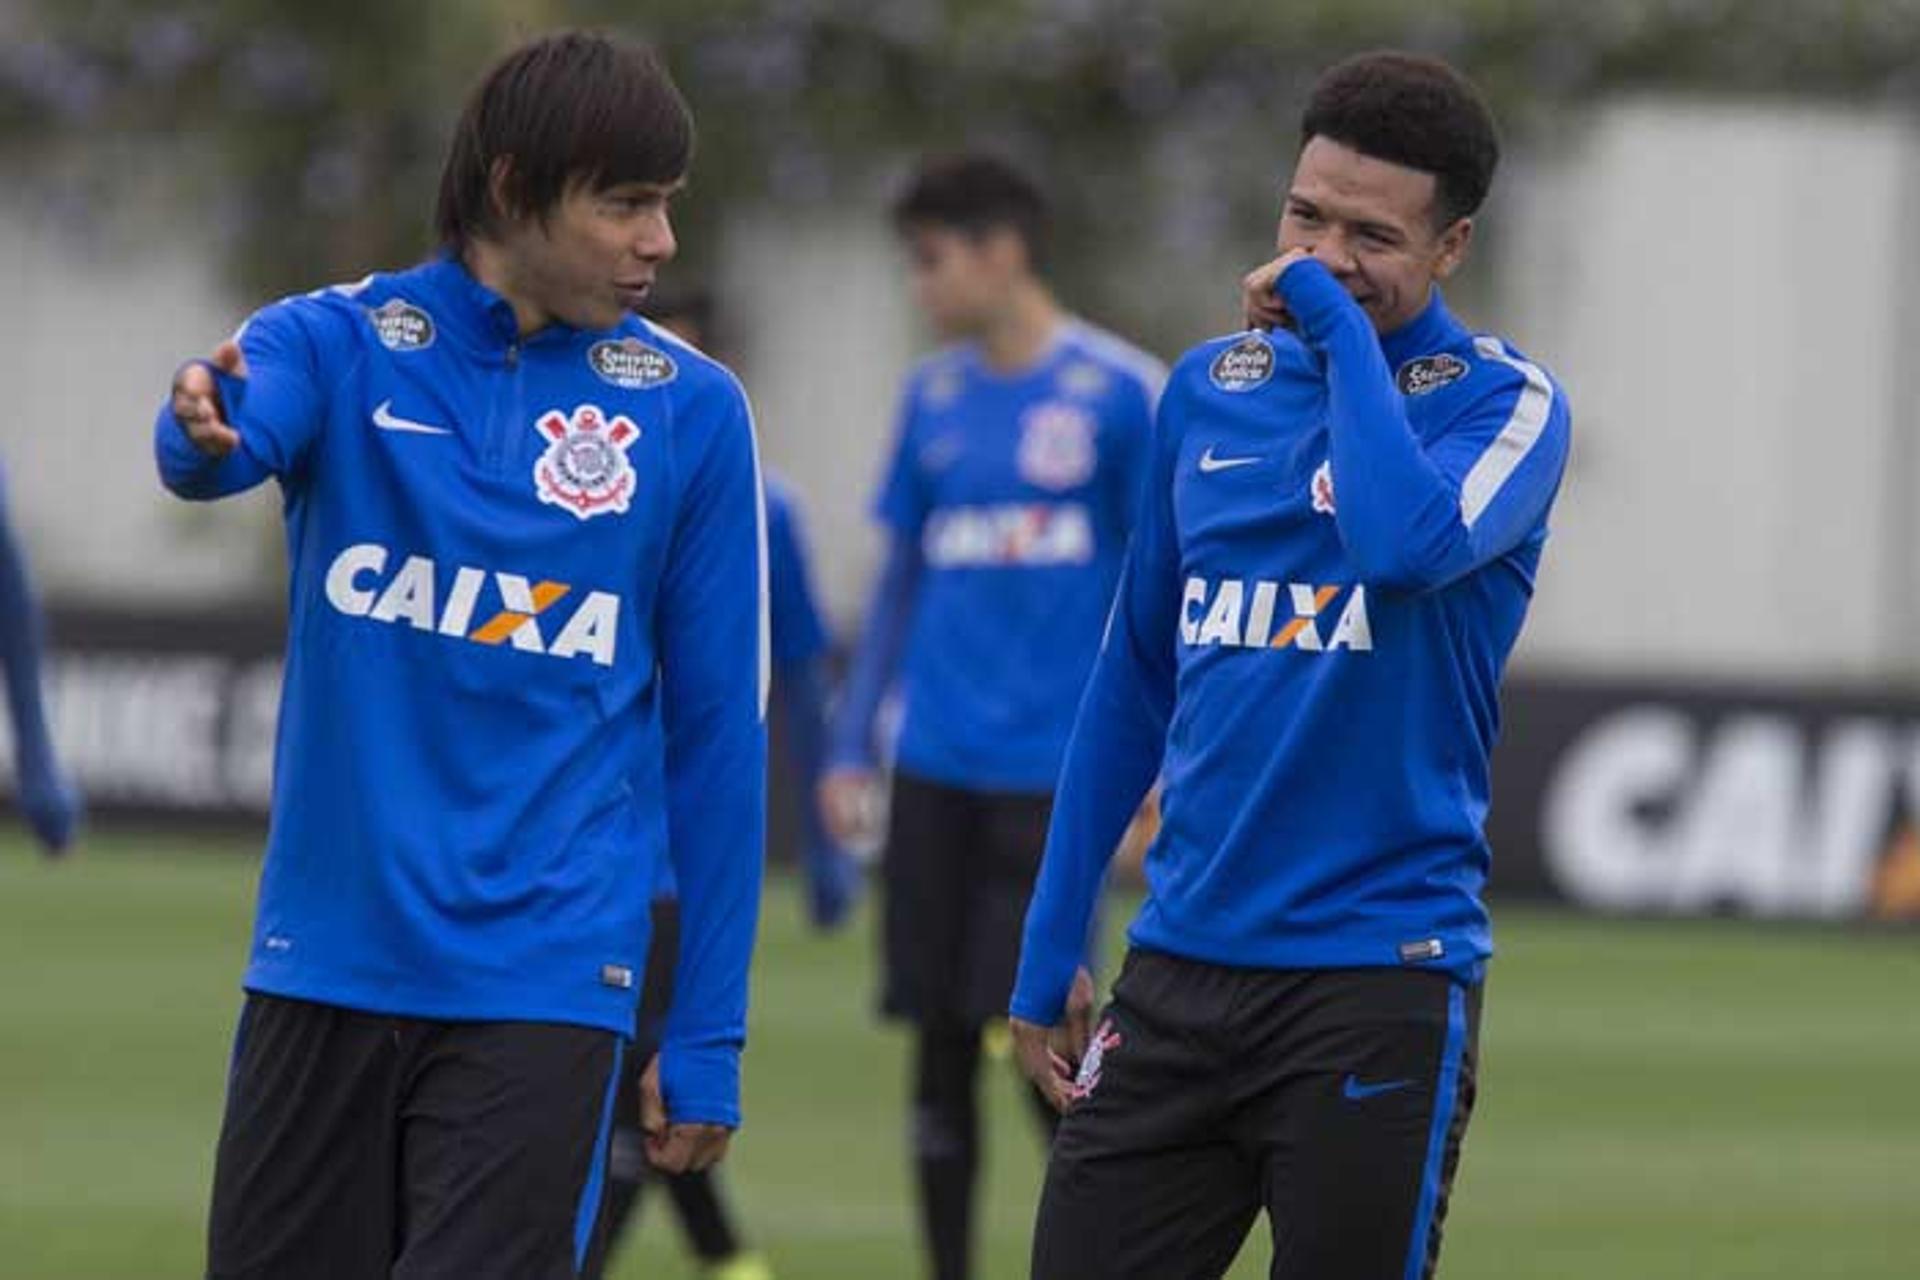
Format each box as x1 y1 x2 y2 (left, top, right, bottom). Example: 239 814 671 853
505 343 520 369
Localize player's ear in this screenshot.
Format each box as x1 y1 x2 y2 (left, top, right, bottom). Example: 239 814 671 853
486 156 523 228
1432 216 1473 282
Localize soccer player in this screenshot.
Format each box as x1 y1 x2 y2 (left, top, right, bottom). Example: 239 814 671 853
1009 52 1572 1279
0 472 82 856
820 153 1164 1280
157 33 766 1279
584 289 856 1280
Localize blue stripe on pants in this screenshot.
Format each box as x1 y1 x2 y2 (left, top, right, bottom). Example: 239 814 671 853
574 1037 627 1274
1403 983 1467 1280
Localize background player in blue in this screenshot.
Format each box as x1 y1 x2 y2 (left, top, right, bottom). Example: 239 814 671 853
820 153 1163 1280
584 289 855 1280
1010 53 1572 1279
158 33 767 1279
0 468 83 856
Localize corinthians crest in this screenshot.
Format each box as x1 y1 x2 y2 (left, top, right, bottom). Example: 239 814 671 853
532 404 641 521
1017 402 1097 491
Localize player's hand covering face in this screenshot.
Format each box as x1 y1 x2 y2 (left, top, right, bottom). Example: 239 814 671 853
1257 136 1473 336
169 341 249 458
493 173 684 332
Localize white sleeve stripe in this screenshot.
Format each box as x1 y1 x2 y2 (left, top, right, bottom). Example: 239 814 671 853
1064 320 1170 403
1461 336 1555 529
744 401 771 720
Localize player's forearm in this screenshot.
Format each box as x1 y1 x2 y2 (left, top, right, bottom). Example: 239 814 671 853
777 657 843 860
826 538 919 769
1278 260 1474 591
1011 671 1163 1024
661 723 765 1127
1010 563 1173 1024
0 518 60 781
657 393 769 1127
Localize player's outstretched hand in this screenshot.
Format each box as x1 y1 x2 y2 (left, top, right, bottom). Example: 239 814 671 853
169 340 250 459
1011 965 1098 1114
1241 247 1315 332
638 1053 734 1174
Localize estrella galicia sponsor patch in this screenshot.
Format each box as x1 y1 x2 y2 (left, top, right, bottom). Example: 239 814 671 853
366 298 435 351
588 336 678 390
1208 335 1275 393
1395 352 1469 396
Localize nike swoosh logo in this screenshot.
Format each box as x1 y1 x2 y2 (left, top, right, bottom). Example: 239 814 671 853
372 399 452 436
1342 1074 1418 1101
1198 446 1261 474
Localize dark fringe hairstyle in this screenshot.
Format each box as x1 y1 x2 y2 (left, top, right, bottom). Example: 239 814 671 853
435 31 693 248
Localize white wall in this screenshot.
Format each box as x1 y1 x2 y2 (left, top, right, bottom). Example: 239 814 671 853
0 161 278 605
1500 96 1920 682
718 210 922 626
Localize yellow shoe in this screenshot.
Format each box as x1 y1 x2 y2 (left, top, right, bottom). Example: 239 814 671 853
705 1253 774 1280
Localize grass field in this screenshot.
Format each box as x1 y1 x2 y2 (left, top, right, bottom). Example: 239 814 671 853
1 834 1915 1279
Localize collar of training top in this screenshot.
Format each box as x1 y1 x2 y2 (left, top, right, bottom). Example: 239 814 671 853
423 251 629 356
1376 287 1466 369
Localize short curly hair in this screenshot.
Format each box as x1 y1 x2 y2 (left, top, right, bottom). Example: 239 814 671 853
1300 52 1499 228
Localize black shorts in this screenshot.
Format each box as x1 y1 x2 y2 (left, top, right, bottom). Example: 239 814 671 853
206 994 624 1280
1032 950 1481 1280
880 770 1052 1026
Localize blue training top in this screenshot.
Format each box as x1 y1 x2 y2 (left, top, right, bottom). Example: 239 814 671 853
830 321 1164 793
154 255 768 1127
1012 259 1571 1023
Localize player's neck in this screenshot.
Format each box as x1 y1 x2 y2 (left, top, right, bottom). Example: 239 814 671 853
977 283 1064 375
461 238 553 338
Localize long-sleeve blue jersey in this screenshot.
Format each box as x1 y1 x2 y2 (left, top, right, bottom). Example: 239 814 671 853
830 322 1164 792
1012 259 1570 1023
0 466 80 851
154 256 768 1127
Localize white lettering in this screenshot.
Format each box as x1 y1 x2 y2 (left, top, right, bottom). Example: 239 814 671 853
1245 581 1279 648
1180 577 1208 646
492 574 550 652
370 556 436 630
438 567 486 637
1287 583 1325 652
1544 709 1896 918
1325 586 1373 652
548 592 621 667
324 543 387 616
1196 580 1243 647
923 503 1096 568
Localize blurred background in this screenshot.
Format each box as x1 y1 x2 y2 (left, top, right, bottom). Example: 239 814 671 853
0 2 1915 1278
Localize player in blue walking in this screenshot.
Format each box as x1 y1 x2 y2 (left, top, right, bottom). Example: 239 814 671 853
1010 52 1572 1279
0 469 82 856
159 33 766 1279
821 153 1163 1280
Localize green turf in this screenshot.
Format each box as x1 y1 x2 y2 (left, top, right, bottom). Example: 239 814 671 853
2 833 1915 1278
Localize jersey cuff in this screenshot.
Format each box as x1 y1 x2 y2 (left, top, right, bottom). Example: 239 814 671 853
659 1039 742 1129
